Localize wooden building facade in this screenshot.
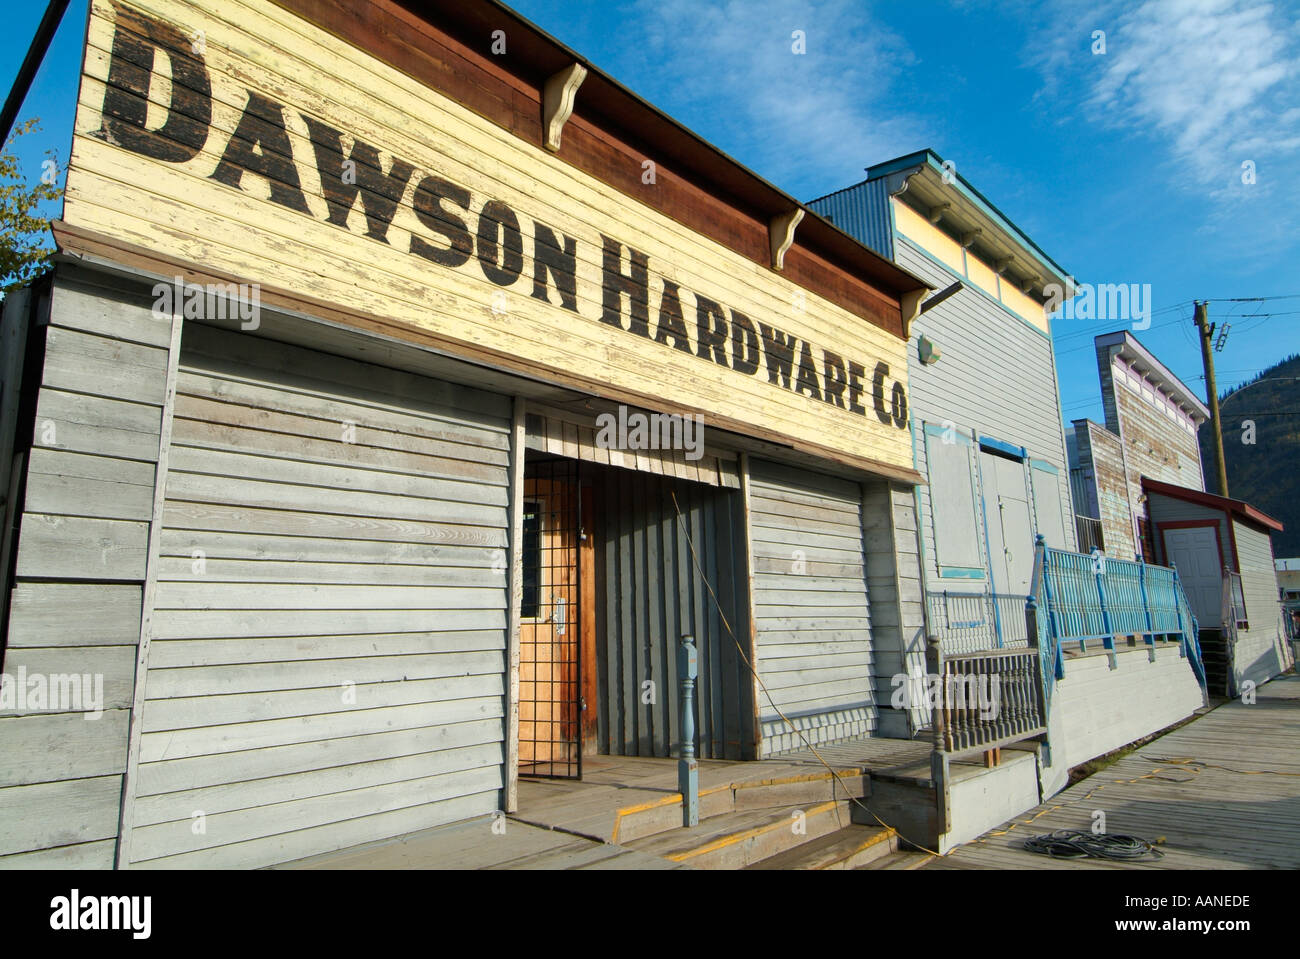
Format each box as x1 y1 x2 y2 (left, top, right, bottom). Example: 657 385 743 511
0 0 934 867
1068 331 1210 562
808 152 1076 732
1143 479 1291 694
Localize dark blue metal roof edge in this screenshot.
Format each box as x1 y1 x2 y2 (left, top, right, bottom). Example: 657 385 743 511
805 177 874 207
865 149 1073 288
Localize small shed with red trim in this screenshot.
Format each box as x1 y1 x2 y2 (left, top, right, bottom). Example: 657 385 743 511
1143 478 1291 693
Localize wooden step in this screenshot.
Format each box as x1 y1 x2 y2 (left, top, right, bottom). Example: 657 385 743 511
623 800 853 869
746 823 897 870
611 767 867 844
857 849 936 870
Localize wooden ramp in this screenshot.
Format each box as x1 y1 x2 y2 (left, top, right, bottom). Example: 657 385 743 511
927 673 1300 870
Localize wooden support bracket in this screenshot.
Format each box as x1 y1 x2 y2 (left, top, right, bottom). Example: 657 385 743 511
900 288 926 339
768 208 804 271
542 62 588 152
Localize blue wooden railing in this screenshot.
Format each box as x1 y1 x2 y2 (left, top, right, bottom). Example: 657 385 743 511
1028 535 1208 715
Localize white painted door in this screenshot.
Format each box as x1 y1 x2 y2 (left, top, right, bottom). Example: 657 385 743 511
1163 526 1223 625
981 452 1035 597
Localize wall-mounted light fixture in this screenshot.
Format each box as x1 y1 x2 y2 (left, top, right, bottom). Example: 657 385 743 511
919 335 941 365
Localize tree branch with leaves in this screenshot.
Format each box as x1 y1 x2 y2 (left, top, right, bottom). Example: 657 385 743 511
1 117 64 294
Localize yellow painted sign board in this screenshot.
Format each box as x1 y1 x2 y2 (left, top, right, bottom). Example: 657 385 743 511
65 0 914 472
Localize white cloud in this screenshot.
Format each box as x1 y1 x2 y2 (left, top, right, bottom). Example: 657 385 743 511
1034 0 1300 194
625 0 927 193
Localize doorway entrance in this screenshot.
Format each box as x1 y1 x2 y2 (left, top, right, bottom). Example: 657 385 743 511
518 456 593 779
516 454 754 782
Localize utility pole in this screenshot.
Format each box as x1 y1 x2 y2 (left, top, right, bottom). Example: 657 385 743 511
1194 301 1230 498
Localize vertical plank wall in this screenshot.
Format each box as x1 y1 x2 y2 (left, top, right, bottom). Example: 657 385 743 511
124 324 512 868
747 459 875 755
1 265 172 867
862 480 928 738
593 468 752 760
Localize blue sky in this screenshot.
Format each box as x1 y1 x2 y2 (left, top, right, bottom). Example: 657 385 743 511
4 0 1298 427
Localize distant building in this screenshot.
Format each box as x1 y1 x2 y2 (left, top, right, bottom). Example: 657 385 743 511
1143 482 1289 693
1068 331 1210 561
1279 559 1300 640
1068 331 1291 693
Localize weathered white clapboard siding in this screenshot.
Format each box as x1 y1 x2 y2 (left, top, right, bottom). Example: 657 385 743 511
893 237 1077 582
747 459 875 755
1232 520 1291 689
128 324 511 868
1 265 173 869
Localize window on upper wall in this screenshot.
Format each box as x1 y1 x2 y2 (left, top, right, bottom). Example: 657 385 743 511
924 424 985 578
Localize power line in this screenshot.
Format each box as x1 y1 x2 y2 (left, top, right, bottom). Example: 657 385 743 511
1207 294 1300 303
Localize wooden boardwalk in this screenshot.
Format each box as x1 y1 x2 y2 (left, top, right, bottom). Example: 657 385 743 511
514 738 932 842
926 673 1300 870
276 815 688 870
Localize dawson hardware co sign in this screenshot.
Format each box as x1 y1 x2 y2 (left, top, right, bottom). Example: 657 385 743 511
66 0 914 472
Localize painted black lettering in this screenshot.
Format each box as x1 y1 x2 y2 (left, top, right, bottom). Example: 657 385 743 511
654 280 693 353
730 311 761 375
410 176 473 266
848 361 867 415
872 362 892 425
795 341 822 400
302 116 414 242
477 200 525 286
891 381 909 428
210 91 311 214
600 236 650 337
94 3 210 162
822 350 847 408
531 223 579 311
760 323 797 389
695 295 729 368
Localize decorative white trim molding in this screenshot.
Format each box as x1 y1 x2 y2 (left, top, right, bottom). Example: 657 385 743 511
769 208 804 271
900 288 926 338
542 63 588 152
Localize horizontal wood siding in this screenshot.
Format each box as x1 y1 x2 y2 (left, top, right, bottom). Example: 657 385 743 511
593 468 751 760
1 265 171 869
130 324 511 868
895 236 1076 583
1231 520 1291 688
747 459 874 755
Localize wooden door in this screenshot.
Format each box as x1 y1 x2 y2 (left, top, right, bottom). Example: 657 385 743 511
1163 525 1223 625
519 464 584 777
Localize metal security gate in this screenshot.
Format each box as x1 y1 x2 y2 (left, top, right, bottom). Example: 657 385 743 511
519 457 584 778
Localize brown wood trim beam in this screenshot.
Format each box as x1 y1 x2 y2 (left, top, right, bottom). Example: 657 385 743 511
271 0 922 338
